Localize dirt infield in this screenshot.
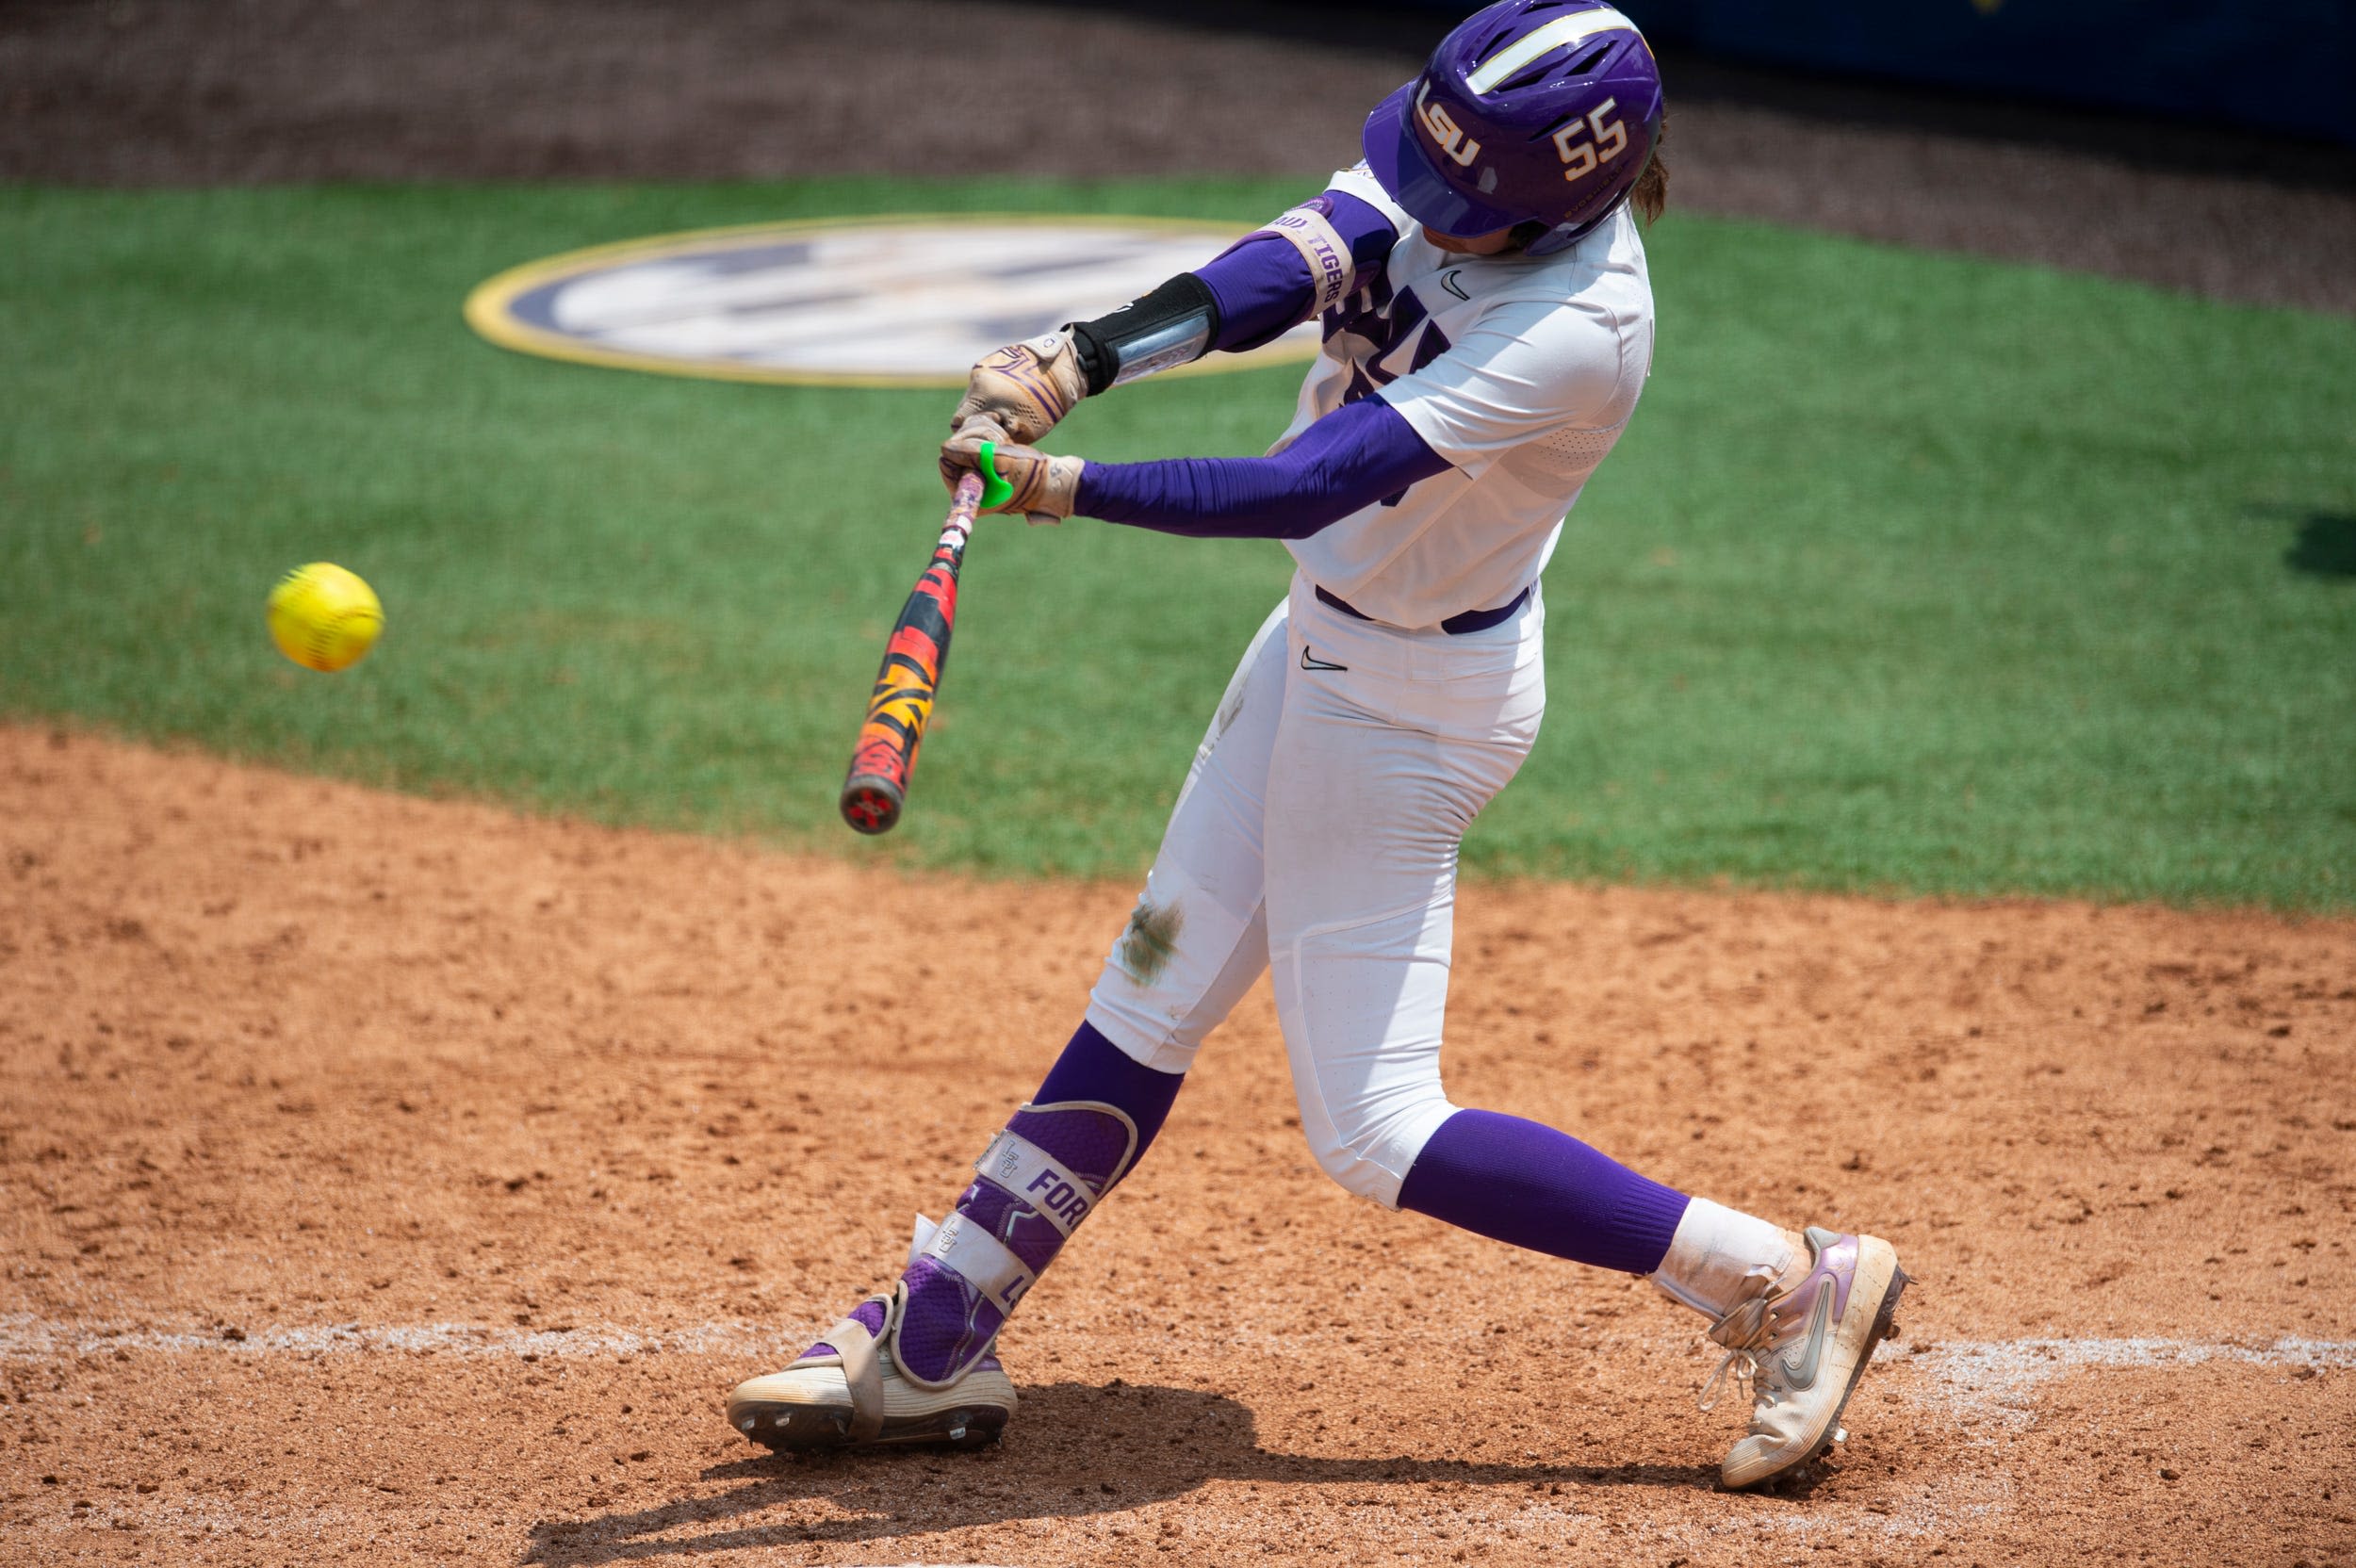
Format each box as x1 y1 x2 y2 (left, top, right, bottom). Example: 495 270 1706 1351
4 724 2351 1565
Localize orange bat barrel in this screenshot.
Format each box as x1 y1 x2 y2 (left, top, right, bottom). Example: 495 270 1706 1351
840 470 986 834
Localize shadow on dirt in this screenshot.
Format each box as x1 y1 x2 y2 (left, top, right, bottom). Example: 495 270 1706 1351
522 1380 1720 1562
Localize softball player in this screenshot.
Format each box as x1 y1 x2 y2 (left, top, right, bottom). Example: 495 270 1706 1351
729 0 1906 1492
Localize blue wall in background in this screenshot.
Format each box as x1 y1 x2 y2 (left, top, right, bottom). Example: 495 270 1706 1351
1407 1 2356 146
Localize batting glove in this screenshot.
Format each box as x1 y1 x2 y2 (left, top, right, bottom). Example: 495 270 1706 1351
949 330 1090 446
941 418 1084 527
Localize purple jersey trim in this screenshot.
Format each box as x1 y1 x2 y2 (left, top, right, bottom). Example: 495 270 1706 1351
1397 1108 1690 1276
1198 189 1400 354
1076 396 1450 541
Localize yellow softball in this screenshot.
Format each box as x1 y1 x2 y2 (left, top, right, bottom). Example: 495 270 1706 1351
267 563 384 673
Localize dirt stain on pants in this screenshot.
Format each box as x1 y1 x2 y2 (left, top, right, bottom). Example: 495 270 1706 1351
1118 899 1185 985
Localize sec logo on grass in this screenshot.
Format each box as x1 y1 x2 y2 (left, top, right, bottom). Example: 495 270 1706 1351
464 215 1321 389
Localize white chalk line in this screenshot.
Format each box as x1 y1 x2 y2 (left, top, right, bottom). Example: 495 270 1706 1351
1894 1333 2354 1422
6 1313 2347 1396
1685 1335 2353 1544
5 1315 2345 1545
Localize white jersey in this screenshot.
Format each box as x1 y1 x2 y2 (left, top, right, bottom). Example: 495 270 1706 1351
1271 163 1654 631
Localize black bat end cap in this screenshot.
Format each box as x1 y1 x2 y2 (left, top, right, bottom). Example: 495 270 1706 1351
840 776 906 836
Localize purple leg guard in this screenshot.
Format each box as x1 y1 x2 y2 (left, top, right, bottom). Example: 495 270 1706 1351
892 1097 1138 1385
845 1023 1182 1389
1397 1108 1692 1277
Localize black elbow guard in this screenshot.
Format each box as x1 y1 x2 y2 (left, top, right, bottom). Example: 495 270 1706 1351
1069 273 1223 396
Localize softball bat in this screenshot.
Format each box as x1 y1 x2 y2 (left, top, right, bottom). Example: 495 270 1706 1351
839 469 985 835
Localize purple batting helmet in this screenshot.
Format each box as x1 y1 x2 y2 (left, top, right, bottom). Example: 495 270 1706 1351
1365 0 1663 255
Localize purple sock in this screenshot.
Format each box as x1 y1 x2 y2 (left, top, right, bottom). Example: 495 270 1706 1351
1396 1109 1691 1275
1033 1021 1186 1155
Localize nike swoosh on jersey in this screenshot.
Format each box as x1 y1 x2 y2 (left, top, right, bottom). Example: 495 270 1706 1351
1778 1284 1837 1390
1440 269 1469 301
1300 647 1349 672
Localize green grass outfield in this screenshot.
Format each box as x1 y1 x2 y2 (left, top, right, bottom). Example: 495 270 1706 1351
3 179 2352 907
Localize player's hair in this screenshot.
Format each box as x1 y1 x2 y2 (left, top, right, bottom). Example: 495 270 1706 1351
1630 116 1669 226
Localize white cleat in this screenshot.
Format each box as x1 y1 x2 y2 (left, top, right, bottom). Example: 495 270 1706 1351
726 1284 1016 1451
1700 1226 1908 1491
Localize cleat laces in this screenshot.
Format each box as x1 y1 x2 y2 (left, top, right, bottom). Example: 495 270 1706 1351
1695 1293 1786 1421
1697 1348 1759 1413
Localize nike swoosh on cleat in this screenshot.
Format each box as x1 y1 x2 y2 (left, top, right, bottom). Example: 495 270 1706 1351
1300 648 1348 672
1779 1286 1836 1390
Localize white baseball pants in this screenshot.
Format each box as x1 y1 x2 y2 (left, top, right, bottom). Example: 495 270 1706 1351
1085 572 1546 1207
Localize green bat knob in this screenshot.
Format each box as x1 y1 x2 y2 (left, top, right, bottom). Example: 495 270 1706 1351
975 440 1015 511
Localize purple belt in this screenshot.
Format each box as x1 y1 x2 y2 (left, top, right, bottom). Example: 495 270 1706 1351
1316 583 1531 635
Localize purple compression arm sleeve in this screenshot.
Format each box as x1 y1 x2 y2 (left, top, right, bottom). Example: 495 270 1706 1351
1197 189 1399 353
1067 190 1396 390
1397 1109 1692 1276
1075 396 1450 541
